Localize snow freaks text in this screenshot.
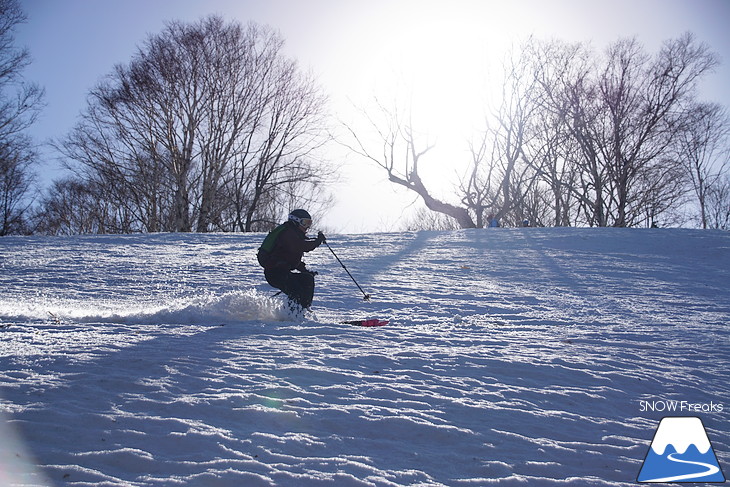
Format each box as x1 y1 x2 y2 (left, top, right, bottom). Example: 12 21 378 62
639 400 724 413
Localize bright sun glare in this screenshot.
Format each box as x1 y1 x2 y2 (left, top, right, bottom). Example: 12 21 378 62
340 1 523 199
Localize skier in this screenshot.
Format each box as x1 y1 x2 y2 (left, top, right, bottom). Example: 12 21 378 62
257 209 326 313
487 214 500 228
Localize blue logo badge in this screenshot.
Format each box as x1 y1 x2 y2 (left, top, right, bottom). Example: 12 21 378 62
638 417 725 483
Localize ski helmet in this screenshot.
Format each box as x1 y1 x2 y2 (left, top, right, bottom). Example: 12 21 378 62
288 209 312 230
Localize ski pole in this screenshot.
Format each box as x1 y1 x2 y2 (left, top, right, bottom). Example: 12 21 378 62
323 241 371 301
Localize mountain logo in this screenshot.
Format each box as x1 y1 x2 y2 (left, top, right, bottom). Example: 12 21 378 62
637 416 725 483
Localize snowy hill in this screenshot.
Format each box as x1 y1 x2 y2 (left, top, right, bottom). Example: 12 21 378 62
0 228 728 486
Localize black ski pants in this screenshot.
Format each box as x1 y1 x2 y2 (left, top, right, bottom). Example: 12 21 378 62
265 268 315 309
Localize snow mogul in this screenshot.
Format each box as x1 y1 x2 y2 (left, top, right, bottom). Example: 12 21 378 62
257 209 326 312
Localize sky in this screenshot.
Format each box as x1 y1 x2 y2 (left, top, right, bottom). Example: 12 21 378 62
14 0 730 233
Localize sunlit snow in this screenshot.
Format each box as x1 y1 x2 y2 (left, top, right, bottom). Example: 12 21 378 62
1 228 728 486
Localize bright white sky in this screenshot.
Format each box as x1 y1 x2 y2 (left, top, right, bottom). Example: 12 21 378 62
16 0 730 233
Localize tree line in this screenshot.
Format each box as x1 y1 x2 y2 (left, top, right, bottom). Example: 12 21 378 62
343 34 730 230
42 16 332 234
2 7 333 235
0 0 43 235
2 1 729 235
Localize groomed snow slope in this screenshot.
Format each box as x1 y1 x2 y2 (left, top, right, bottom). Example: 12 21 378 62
0 228 728 486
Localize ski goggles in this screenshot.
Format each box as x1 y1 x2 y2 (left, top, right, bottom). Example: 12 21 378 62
291 215 312 230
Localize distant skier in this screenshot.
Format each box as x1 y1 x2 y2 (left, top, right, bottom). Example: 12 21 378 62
488 214 500 228
257 209 326 312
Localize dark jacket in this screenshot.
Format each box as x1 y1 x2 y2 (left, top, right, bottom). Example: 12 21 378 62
258 221 322 271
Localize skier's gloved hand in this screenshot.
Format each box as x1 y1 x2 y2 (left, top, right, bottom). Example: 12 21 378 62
297 261 318 276
317 231 326 244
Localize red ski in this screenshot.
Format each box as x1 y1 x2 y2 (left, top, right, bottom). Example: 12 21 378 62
341 319 389 327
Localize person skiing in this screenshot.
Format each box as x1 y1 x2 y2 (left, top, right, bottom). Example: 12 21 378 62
257 209 326 312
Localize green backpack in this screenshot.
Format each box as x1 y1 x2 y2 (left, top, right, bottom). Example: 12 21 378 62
256 223 287 268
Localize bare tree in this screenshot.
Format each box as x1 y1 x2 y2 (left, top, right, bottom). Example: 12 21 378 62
463 42 548 227
56 16 330 234
233 51 331 232
524 38 591 226
674 102 729 228
32 176 137 235
705 173 730 230
564 34 718 226
339 39 574 229
0 139 35 234
343 33 720 230
0 0 42 138
0 0 43 235
340 99 477 228
460 130 500 227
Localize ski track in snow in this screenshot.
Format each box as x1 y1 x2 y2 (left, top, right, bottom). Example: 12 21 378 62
0 228 728 486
